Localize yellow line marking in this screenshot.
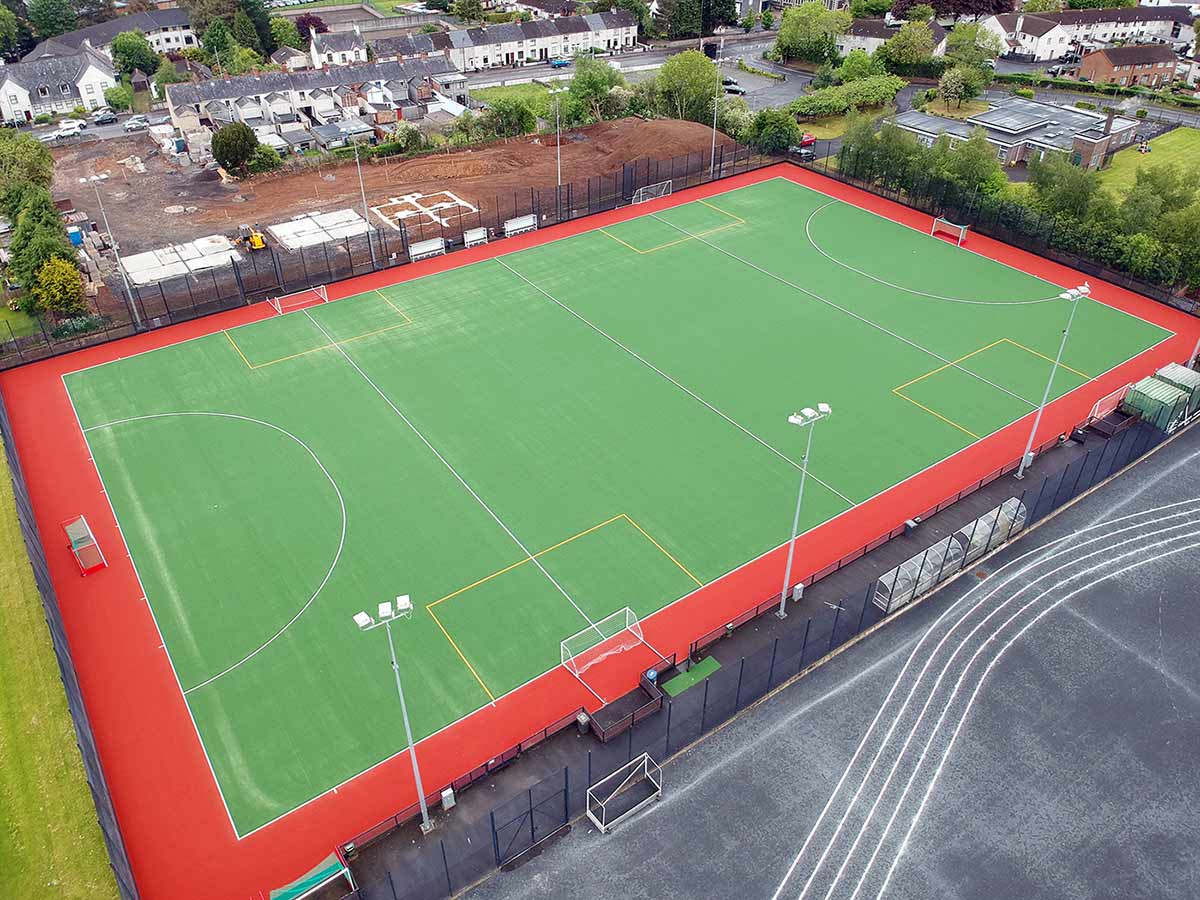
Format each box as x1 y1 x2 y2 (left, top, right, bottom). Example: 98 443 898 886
892 388 980 440
893 340 1005 393
599 200 746 255
597 227 643 254
1003 338 1090 380
621 513 703 587
697 197 747 226
230 293 414 369
426 605 497 702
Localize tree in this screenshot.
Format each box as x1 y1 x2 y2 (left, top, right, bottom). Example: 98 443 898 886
612 0 651 33
760 8 773 29
943 128 1005 194
32 257 85 316
945 22 1002 69
246 143 281 173
883 21 934 65
154 56 188 93
451 0 484 22
745 107 801 153
569 52 624 122
27 0 74 37
212 121 258 172
224 44 264 74
664 0 700 39
230 9 262 53
481 96 536 136
74 0 114 27
740 10 756 31
716 94 751 141
103 83 133 110
1021 0 1063 10
836 48 885 82
0 7 18 57
270 16 303 50
905 2 935 20
0 131 53 195
182 0 236 32
657 49 717 122
702 0 738 34
938 64 967 107
850 0 891 16
774 1 849 64
294 12 327 41
238 0 274 54
111 31 159 77
202 18 233 66
1029 151 1100 219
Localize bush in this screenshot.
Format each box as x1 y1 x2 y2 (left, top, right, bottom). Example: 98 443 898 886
1074 99 1096 109
50 313 105 339
745 107 802 153
1135 108 1147 119
246 144 282 174
212 122 258 173
787 74 905 118
67 106 88 119
33 113 53 125
1013 87 1036 99
104 84 133 111
33 257 86 317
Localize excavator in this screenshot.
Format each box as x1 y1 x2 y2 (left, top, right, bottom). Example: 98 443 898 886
236 224 267 252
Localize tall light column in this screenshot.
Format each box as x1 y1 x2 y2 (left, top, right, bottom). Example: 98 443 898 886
777 403 832 619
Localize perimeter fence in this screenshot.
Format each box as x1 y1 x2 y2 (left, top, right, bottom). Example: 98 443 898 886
0 143 768 371
794 136 1200 318
0 392 140 899
332 419 1173 900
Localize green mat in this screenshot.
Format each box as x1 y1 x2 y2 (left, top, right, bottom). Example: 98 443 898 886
663 656 721 697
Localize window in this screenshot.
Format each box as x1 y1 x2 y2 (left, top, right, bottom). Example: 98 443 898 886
85 84 94 94
7 95 15 104
60 83 69 94
996 144 1006 160
38 85 48 97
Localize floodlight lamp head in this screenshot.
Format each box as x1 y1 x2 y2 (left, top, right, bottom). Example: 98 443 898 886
395 595 413 615
378 600 393 620
353 611 374 631
817 402 832 417
800 407 818 420
1058 292 1073 301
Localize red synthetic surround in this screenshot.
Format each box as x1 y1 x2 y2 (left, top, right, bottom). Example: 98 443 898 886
3 163 1197 900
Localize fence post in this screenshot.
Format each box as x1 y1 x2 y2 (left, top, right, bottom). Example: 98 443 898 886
664 699 672 754
799 618 811 672
734 657 745 708
587 750 591 788
766 637 778 687
441 839 452 895
828 604 842 652
563 766 569 822
700 678 710 731
628 721 634 761
490 809 501 866
856 591 868 634
528 788 535 844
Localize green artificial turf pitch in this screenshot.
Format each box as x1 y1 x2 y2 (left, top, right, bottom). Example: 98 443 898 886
62 176 1170 834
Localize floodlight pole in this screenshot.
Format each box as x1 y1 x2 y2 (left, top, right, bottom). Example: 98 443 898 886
550 86 569 219
90 177 142 329
777 404 831 619
710 54 731 180
353 138 377 268
1016 285 1087 480
357 607 432 834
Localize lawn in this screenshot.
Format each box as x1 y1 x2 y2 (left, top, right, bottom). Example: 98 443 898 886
472 82 555 119
0 444 118 900
1098 126 1200 197
925 99 990 121
0 303 40 339
280 0 403 15
801 104 895 140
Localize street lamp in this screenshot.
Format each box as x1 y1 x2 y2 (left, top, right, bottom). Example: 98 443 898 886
84 174 142 328
351 137 377 268
549 85 569 219
353 595 432 834
710 53 733 180
776 403 832 619
1015 283 1089 480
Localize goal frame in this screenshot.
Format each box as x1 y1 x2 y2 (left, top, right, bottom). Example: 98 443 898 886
931 216 969 246
586 752 663 834
61 514 107 576
1087 383 1131 424
560 607 644 677
632 180 672 205
269 284 329 315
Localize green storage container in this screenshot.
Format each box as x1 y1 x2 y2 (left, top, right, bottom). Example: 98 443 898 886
1154 362 1200 417
1121 375 1189 433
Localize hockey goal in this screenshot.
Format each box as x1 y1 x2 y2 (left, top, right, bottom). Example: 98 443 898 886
270 284 329 315
632 180 672 205
931 217 968 246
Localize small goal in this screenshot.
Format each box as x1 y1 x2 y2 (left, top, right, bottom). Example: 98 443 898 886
61 515 106 576
1087 383 1131 424
632 180 672 205
931 217 969 246
586 752 663 834
270 284 329 315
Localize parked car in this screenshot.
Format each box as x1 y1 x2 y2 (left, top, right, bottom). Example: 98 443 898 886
788 145 816 161
52 119 87 140
549 58 570 68
124 115 149 132
724 84 746 95
92 108 117 124
722 76 738 86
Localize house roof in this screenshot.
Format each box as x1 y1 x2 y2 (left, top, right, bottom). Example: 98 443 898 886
370 9 634 57
167 57 459 107
173 57 212 79
1041 5 1196 27
992 13 1060 38
313 30 366 54
23 9 191 60
1087 43 1179 65
513 0 580 14
271 46 309 63
0 47 115 93
846 18 947 45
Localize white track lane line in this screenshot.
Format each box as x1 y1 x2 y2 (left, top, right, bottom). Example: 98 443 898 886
769 497 1200 900
648 213 1037 409
825 521 1200 900
872 536 1200 900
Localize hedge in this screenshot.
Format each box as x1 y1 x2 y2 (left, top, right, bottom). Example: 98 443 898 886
994 72 1200 109
787 74 906 118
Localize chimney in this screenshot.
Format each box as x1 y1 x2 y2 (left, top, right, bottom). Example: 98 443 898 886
1103 108 1115 135
1015 14 1024 34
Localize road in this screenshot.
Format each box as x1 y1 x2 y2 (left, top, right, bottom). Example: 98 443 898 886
465 423 1200 900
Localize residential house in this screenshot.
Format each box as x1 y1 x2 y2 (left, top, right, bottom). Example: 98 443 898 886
310 27 369 68
891 96 1139 170
165 58 469 138
507 0 581 17
835 18 948 57
0 47 117 122
371 11 637 69
1075 43 1180 87
23 9 195 62
982 6 1196 60
271 46 312 72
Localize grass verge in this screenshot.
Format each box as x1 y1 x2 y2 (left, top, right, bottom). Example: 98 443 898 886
1098 126 1200 198
471 82 555 119
0 444 119 900
800 104 895 140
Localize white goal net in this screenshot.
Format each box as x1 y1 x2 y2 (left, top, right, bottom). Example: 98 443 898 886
632 180 672 205
586 752 663 834
1087 383 1131 424
270 284 329 315
931 216 968 246
560 607 644 678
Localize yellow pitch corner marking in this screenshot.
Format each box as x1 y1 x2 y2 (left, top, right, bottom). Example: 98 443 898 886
425 513 702 697
224 293 413 370
599 199 746 255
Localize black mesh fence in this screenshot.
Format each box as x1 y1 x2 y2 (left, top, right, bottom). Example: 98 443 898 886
333 420 1173 900
0 143 770 372
0 393 140 899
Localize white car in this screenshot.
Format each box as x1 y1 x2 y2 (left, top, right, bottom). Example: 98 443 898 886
52 119 87 140
124 115 149 132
